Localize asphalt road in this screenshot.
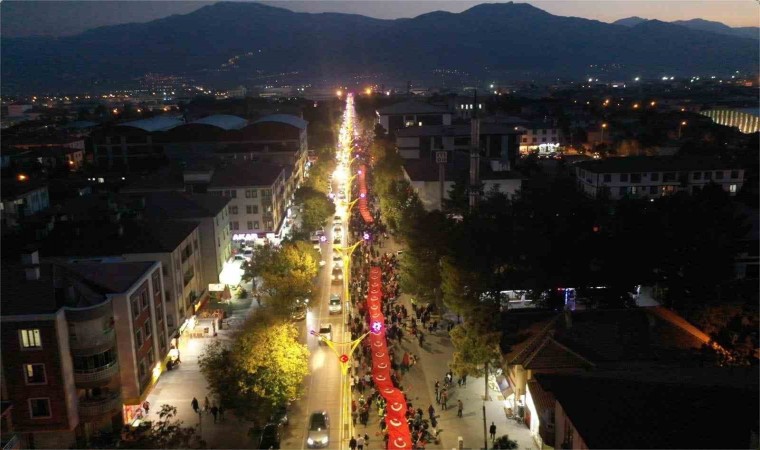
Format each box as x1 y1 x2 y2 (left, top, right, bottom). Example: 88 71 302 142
280 189 348 450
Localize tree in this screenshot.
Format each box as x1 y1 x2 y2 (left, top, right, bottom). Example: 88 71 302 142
493 435 519 449
259 241 319 316
449 318 502 378
120 405 204 449
295 187 335 232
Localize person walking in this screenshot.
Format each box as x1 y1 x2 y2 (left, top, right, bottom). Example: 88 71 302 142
191 397 199 414
357 434 365 450
489 422 497 441
204 396 210 412
218 404 225 422
349 436 357 450
352 409 358 426
441 389 448 410
434 380 440 403
427 404 435 421
210 405 219 423
457 400 463 418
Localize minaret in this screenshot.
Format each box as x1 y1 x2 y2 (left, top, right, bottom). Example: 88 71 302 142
469 90 481 210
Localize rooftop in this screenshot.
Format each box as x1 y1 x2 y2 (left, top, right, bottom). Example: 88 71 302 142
377 100 450 115
39 219 199 258
533 373 758 449
1 261 157 317
252 114 308 130
395 123 522 137
208 161 285 187
575 155 740 173
122 161 285 192
139 191 231 219
190 114 248 130
117 116 184 132
1 179 48 201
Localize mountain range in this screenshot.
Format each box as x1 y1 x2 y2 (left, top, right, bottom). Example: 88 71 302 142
2 1 758 94
614 16 759 40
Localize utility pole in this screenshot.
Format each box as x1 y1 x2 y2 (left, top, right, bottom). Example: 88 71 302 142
482 404 488 450
469 90 481 211
436 151 447 210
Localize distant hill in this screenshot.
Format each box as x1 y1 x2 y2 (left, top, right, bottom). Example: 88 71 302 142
615 16 759 40
2 2 758 93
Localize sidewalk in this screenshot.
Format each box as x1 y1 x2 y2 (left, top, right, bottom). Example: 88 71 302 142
381 237 535 450
143 294 261 448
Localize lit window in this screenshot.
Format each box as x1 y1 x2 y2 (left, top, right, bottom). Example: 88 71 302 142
20 329 42 349
729 184 737 193
24 364 46 385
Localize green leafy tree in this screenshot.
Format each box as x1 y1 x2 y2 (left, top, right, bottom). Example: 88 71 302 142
493 435 519 449
295 187 335 232
119 405 205 449
260 242 319 315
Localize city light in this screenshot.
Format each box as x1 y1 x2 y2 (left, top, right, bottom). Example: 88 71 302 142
336 89 343 97
365 87 372 95
17 174 27 181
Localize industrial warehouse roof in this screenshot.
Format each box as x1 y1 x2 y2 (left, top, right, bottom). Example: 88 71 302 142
118 116 184 132
190 114 248 130
377 101 450 115
575 155 740 173
252 114 308 130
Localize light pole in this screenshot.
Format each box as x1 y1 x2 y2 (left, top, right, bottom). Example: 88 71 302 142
600 122 608 145
678 121 687 139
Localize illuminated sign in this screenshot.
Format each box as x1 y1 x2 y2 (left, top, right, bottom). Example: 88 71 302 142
232 233 258 241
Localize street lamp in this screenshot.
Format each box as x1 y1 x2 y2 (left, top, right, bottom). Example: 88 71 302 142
600 123 608 144
678 121 687 139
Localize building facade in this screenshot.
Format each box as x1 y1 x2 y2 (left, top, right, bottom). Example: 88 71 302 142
574 156 745 200
376 101 452 134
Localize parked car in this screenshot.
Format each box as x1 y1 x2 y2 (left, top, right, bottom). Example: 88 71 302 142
331 266 343 282
333 215 342 225
243 249 253 260
306 411 330 448
290 305 307 321
258 423 281 449
328 294 342 314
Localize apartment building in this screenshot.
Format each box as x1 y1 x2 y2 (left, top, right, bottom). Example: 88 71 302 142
395 123 521 164
517 121 563 153
1 179 50 230
37 220 203 336
0 254 168 448
137 192 232 285
574 156 745 200
376 100 452 134
124 161 288 244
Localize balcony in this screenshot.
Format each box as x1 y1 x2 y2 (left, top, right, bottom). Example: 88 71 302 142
74 360 119 385
78 391 122 418
70 327 116 356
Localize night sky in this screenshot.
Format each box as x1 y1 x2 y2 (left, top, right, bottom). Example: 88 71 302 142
1 0 757 37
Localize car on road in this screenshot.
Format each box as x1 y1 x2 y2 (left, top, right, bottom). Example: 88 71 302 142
318 324 332 344
328 294 342 314
332 255 342 268
331 266 343 282
333 225 342 235
333 215 342 224
290 305 307 321
258 423 281 449
306 411 330 448
242 249 253 260
231 254 246 263
333 235 342 245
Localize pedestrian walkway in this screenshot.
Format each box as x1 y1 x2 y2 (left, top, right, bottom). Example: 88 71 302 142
142 292 261 448
382 237 535 450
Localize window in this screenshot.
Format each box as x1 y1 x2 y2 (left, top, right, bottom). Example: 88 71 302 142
650 172 660 181
245 189 251 198
135 328 143 348
542 129 547 134
247 221 253 229
693 172 702 180
20 329 42 349
532 137 537 143
250 189 258 199
521 137 527 143
703 171 712 180
619 187 627 196
603 174 611 182
542 137 547 142
262 189 272 198
715 171 724 180
619 174 629 182
663 172 676 182
131 296 140 318
231 206 238 214
28 398 51 418
156 304 163 323
144 321 151 338
159 333 167 352
148 348 155 365
731 170 739 179
265 205 272 213
230 190 237 198
729 184 737 193
246 205 252 214
24 364 46 385
253 221 260 229
650 186 657 195
141 290 149 311
630 173 641 183
138 360 147 380
232 221 239 230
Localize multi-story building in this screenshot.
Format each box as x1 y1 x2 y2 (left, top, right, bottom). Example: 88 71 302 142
37 220 203 336
123 161 288 244
574 156 745 200
395 123 522 163
136 192 232 286
90 117 185 171
376 100 452 134
516 121 563 154
1 179 50 230
0 253 169 448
